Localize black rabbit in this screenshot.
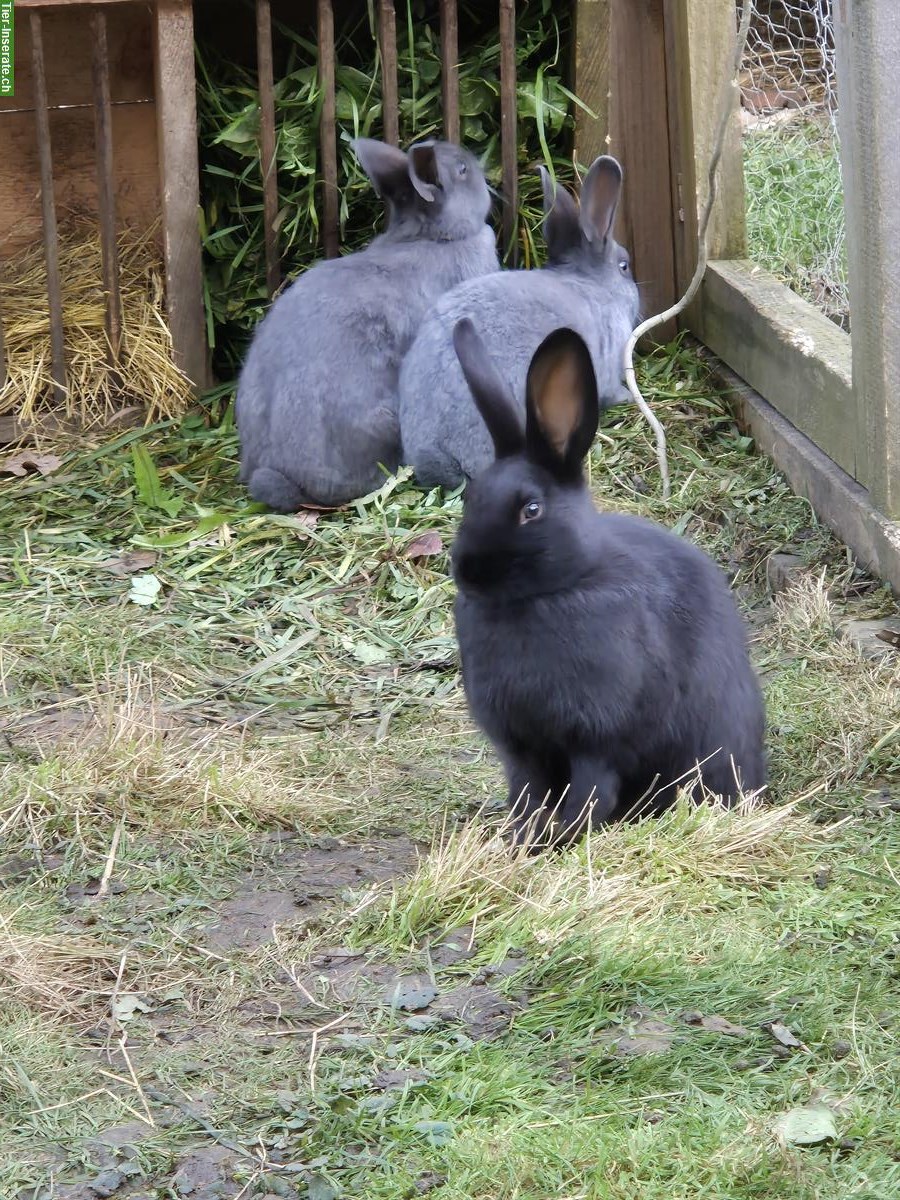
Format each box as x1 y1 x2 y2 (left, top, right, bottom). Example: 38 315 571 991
450 318 766 846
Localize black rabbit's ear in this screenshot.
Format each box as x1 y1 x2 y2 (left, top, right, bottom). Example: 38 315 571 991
579 155 623 245
353 138 410 201
408 141 441 202
538 166 580 260
452 319 524 460
525 328 599 479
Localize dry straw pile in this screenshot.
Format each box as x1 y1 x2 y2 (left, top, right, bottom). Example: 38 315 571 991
0 225 194 430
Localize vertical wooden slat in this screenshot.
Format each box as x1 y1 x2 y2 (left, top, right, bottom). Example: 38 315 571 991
499 0 518 264
377 0 399 146
835 0 900 513
572 0 611 167
317 0 339 258
154 0 211 389
29 12 66 405
256 0 280 296
440 0 459 143
0 306 6 391
608 0 677 339
91 8 122 363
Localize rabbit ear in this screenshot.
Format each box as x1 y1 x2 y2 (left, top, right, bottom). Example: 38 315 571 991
579 155 623 245
452 319 524 459
538 166 581 259
408 141 441 202
353 138 410 201
525 328 599 478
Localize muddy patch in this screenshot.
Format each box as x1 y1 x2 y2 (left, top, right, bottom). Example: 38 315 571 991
203 835 420 952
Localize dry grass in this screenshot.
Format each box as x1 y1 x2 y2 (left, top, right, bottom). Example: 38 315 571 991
0 224 193 429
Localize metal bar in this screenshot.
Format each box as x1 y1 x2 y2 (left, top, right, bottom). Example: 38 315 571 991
440 0 459 143
29 11 66 405
317 0 339 258
499 0 518 264
377 0 399 146
256 0 280 297
91 8 122 363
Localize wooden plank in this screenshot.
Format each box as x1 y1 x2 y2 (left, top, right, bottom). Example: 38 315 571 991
0 104 160 264
153 0 210 389
712 355 900 598
317 0 338 258
608 0 676 338
255 0 280 297
499 0 517 264
666 0 746 333
0 303 6 391
835 0 900 517
91 8 122 362
29 11 66 405
701 259 855 479
377 0 399 146
9 4 154 110
571 0 611 168
439 0 459 144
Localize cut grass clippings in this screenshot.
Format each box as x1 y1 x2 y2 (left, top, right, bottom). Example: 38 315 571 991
1 341 899 1198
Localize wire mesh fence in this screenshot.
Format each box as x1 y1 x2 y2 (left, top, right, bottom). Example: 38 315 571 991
739 0 848 330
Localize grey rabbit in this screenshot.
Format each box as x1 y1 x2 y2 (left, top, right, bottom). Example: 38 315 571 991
398 155 640 490
450 318 767 848
236 137 499 510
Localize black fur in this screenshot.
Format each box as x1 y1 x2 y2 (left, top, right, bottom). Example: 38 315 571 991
451 323 767 846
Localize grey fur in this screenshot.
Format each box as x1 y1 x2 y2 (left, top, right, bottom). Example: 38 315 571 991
236 138 499 510
398 156 641 490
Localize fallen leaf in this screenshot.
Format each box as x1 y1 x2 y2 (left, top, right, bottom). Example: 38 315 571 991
306 1175 338 1200
765 1020 802 1048
405 531 443 560
682 1011 749 1036
128 573 162 606
389 977 438 1012
413 1120 453 1147
404 1014 439 1032
112 994 152 1023
774 1103 837 1146
600 1007 676 1056
349 640 390 665
99 550 158 576
2 451 63 477
294 510 320 530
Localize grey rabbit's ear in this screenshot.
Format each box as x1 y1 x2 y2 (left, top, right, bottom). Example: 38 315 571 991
579 155 623 245
525 327 599 479
408 141 441 202
352 138 411 201
538 166 581 260
452 319 524 459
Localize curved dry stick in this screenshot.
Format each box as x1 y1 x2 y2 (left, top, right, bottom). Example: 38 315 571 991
623 0 755 500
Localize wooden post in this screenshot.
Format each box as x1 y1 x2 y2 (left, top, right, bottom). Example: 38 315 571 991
377 0 400 146
256 0 280 297
153 0 210 389
317 0 339 259
91 8 123 363
664 0 746 333
29 11 67 405
499 0 517 265
572 0 611 167
835 0 900 515
440 0 459 144
607 0 677 338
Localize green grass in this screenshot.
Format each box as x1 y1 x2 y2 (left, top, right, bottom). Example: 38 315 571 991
743 115 849 329
2 343 899 1198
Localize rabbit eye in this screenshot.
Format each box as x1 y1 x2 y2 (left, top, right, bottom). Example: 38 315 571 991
619 260 630 274
519 500 543 524
457 161 468 178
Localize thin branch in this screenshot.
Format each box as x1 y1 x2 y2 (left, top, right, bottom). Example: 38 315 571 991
623 0 755 500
